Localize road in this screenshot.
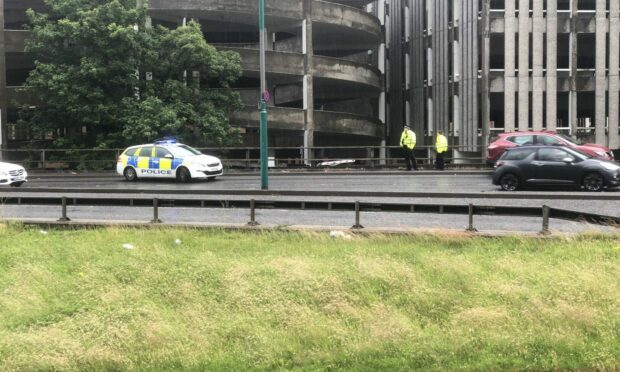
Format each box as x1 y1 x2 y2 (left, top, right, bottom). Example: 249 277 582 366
24 171 497 193
1 172 618 234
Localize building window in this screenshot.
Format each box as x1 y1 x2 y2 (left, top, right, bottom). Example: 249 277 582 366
557 92 570 128
490 93 504 129
577 34 596 69
557 0 571 11
577 92 596 132
515 33 519 70
490 34 504 69
529 34 533 72
490 0 505 9
577 0 596 11
557 34 570 69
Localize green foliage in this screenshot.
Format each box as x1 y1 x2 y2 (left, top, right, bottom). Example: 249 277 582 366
1 227 620 370
19 0 242 149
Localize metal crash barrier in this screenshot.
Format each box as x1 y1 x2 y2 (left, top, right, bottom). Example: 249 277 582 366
0 195 618 234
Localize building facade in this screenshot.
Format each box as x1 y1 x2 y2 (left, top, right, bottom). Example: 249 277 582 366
383 0 620 155
0 0 384 158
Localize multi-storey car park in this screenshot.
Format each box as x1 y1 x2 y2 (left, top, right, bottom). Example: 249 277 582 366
382 0 619 159
2 0 619 165
0 0 385 162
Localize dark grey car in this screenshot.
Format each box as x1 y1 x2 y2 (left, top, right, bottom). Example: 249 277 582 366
492 146 620 191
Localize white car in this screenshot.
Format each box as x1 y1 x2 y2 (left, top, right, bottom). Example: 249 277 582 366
116 140 224 182
0 162 28 187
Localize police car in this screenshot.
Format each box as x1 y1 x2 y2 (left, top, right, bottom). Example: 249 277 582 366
116 139 223 182
0 161 27 187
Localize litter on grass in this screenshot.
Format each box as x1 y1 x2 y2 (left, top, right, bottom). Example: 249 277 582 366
329 231 353 240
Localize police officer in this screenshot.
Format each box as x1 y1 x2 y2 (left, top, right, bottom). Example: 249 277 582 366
400 125 417 171
435 130 448 170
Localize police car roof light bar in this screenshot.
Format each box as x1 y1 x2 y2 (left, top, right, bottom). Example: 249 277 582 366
154 136 178 145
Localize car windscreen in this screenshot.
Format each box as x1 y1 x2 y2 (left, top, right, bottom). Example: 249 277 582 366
169 144 202 157
562 147 590 160
556 133 581 145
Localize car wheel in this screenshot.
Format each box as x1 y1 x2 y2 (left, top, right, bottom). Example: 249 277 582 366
583 172 605 192
500 173 520 191
176 167 192 183
10 181 24 187
124 167 138 182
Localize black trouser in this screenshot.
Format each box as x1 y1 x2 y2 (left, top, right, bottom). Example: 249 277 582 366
436 152 445 170
403 147 417 170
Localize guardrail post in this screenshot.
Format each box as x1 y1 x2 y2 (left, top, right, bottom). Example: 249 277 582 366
58 197 71 222
541 205 551 235
466 204 477 232
41 150 46 170
366 147 373 168
248 199 260 226
352 201 364 229
151 198 162 224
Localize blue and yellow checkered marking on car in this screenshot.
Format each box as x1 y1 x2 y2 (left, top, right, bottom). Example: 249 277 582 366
173 159 184 169
159 158 172 170
121 147 187 177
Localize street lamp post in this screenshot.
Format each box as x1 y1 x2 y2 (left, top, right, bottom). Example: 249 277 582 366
259 0 269 190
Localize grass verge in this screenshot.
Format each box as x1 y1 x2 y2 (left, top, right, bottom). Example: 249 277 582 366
1 224 619 370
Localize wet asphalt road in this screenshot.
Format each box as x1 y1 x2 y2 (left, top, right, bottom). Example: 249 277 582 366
22 172 498 193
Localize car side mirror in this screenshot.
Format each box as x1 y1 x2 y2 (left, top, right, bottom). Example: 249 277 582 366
164 154 173 159
562 157 574 164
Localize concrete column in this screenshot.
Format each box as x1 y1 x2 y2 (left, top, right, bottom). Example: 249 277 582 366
0 0 7 159
452 1 460 138
594 0 607 145
411 0 426 144
546 0 558 130
427 45 433 135
609 0 620 149
453 40 460 136
504 0 516 132
532 0 544 130
480 0 490 151
569 0 578 134
518 0 530 130
302 0 314 165
458 0 479 151
453 94 460 137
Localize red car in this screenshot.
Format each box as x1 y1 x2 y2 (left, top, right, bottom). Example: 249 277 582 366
487 131 615 165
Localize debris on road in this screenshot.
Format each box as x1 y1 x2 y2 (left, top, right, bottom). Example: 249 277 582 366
318 160 355 167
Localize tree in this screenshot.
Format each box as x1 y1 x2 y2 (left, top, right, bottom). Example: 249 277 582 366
20 0 242 149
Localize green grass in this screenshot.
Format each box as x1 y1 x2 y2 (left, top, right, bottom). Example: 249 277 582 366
1 224 619 371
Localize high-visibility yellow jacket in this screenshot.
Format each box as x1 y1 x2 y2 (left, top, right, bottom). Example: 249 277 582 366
436 134 448 153
400 129 416 150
